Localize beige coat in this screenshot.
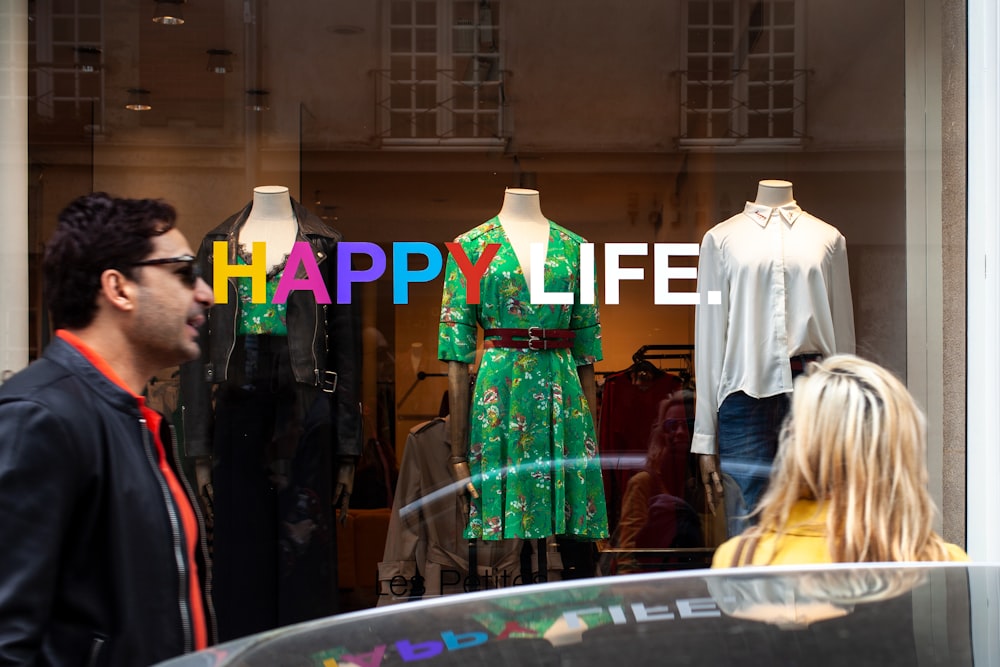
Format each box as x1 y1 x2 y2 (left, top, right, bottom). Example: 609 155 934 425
377 417 522 605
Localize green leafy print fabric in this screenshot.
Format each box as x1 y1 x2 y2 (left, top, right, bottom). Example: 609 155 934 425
438 218 609 540
235 253 288 336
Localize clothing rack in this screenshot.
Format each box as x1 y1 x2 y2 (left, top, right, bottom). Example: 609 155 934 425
596 345 695 377
630 344 694 384
632 343 694 362
396 371 449 421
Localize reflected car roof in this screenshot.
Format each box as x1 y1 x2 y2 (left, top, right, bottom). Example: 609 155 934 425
156 562 998 667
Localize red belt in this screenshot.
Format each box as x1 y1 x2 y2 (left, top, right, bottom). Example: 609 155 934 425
483 327 575 351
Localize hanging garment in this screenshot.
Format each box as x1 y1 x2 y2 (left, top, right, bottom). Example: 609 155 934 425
693 202 855 522
377 417 522 605
597 369 682 533
208 336 336 640
179 198 361 641
438 218 608 540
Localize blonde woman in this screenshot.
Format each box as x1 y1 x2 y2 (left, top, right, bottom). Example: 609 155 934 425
712 354 968 566
614 391 702 573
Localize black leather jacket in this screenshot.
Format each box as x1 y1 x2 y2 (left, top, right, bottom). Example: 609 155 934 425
0 338 215 666
179 198 362 461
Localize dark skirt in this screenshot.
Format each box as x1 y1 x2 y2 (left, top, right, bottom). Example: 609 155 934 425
211 335 337 641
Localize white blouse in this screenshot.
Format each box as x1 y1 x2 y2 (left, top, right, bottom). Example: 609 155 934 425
691 201 856 456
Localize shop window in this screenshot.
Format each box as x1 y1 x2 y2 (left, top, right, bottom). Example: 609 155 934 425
378 0 505 147
29 0 104 134
680 0 804 148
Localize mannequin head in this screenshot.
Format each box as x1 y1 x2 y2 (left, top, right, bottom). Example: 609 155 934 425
754 179 794 207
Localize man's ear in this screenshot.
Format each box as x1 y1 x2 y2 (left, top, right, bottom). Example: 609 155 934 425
98 268 138 313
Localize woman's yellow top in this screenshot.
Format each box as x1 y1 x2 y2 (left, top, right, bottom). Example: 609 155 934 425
711 500 969 567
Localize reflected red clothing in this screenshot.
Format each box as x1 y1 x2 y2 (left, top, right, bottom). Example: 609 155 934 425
598 370 682 533
56 330 208 650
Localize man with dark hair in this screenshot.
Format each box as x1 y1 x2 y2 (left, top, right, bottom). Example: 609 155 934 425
0 192 216 665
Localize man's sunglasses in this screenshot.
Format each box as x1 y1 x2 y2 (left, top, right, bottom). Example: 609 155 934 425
130 254 202 288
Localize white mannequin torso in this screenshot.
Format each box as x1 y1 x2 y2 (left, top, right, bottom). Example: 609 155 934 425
239 185 299 273
497 188 549 284
754 179 794 207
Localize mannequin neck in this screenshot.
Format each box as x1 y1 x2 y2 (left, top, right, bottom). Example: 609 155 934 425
498 188 547 226
754 180 795 208
240 185 298 270
249 185 295 220
497 188 549 284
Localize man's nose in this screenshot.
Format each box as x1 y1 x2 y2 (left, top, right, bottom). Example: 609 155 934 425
194 277 215 307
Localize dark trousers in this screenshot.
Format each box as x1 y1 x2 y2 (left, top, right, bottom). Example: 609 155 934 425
211 336 337 641
717 391 790 537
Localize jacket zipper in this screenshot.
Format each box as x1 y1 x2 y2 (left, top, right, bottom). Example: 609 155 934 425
221 230 240 374
170 421 218 643
311 297 320 384
221 273 238 373
139 418 194 653
85 637 105 667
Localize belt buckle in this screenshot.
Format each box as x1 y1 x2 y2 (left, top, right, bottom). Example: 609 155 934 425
527 327 546 351
320 370 338 393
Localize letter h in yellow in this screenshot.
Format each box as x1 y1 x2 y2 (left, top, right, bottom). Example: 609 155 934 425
213 240 267 304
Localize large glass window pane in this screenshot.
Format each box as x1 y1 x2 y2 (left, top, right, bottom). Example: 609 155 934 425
689 28 709 53
689 0 709 25
415 1 437 24
391 1 412 24
414 27 437 52
414 55 436 79
390 55 412 79
19 0 966 619
390 28 413 53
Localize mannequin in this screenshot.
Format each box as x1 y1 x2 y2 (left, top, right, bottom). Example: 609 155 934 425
753 179 794 207
448 189 599 481
440 187 607 550
180 185 361 640
495 188 551 284
238 185 299 272
693 180 855 534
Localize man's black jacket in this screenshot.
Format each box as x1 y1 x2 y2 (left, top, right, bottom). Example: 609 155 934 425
0 337 215 666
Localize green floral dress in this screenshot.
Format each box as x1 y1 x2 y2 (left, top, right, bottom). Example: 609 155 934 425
438 218 609 540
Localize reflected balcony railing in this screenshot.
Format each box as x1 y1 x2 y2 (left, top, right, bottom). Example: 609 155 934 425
678 68 809 148
373 68 508 147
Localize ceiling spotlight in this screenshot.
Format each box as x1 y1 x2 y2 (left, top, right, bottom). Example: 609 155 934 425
206 49 234 74
246 89 270 111
125 88 152 111
75 46 102 73
153 0 185 25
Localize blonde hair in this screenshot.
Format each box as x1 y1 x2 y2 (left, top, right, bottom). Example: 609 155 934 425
646 389 695 476
747 354 952 562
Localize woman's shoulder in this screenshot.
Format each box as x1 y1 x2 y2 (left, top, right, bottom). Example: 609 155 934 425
942 541 971 562
711 529 833 568
711 536 740 568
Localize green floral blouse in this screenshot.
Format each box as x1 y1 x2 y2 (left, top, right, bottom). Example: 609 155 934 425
438 218 609 540
236 253 288 335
